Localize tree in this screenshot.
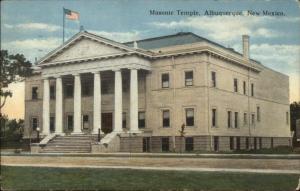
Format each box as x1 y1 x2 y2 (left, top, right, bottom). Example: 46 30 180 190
0 50 32 110
290 102 300 144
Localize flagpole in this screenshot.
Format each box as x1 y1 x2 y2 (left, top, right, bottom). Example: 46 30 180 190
63 7 65 43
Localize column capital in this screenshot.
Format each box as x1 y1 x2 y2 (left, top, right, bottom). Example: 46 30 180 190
128 67 139 70
53 75 62 79
42 76 49 80
73 73 81 77
112 68 121 72
92 71 101 74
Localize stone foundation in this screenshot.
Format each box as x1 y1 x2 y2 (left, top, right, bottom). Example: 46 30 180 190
118 135 291 153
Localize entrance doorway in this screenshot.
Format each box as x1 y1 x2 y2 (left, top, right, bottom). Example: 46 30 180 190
102 113 113 134
143 137 151 152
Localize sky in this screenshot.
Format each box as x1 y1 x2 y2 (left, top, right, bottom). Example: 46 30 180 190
1 0 300 119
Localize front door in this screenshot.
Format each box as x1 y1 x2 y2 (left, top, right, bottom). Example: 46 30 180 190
102 113 113 134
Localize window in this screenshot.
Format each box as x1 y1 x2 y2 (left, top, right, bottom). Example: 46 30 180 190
254 138 257 150
67 115 73 131
251 83 254 96
82 82 92 96
244 113 247 125
286 112 289 125
234 112 238 128
162 110 170 128
227 111 232 128
32 87 38 100
213 136 219 151
257 106 260 122
50 85 55 99
65 84 73 97
101 80 114 94
234 78 238 92
138 112 145 128
82 115 89 129
212 108 217 127
211 71 216 87
185 71 193 86
236 137 241 150
50 116 55 132
143 137 151 152
246 137 249 150
243 81 246 95
230 137 234 150
161 137 169 152
122 78 129 92
251 114 255 126
185 137 194 151
31 117 38 131
271 137 274 148
259 137 262 149
161 73 169 88
122 113 126 129
185 108 194 126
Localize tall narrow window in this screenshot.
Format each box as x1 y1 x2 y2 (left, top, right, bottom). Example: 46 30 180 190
257 106 260 122
251 114 255 126
50 116 55 132
234 112 238 128
32 87 38 100
67 115 73 131
286 112 289 125
212 108 217 127
246 137 249 150
186 108 194 126
227 111 232 128
161 73 169 88
31 117 38 131
236 137 241 150
82 115 89 129
185 71 193 86
185 137 194 151
211 71 216 87
251 83 254 96
244 113 247 125
138 112 145 128
65 84 74 97
161 137 169 152
122 113 126 129
163 110 170 128
243 81 246 95
230 137 234 150
214 136 219 151
50 85 55 99
234 78 238 92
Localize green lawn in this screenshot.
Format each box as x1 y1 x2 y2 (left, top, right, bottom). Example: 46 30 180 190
1 166 299 191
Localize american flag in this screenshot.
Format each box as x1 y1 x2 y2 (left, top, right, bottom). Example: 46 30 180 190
64 8 79 20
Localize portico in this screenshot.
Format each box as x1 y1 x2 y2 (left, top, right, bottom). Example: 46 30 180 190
39 32 151 136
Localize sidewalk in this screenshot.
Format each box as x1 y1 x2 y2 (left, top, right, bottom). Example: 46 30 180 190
2 155 300 174
1 151 300 159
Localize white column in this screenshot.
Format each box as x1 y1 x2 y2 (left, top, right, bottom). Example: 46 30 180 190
114 69 123 132
130 68 139 132
55 76 63 134
73 73 82 134
93 71 101 134
42 77 50 135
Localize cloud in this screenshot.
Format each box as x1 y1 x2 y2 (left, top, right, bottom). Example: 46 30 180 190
89 30 140 42
2 38 61 62
149 16 298 43
3 22 61 32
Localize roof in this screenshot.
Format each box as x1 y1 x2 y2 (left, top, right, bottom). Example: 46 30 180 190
124 32 261 64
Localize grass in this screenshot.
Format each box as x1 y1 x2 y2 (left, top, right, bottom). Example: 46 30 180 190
1 166 299 191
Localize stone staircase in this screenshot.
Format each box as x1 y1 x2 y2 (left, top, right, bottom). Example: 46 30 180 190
40 135 97 153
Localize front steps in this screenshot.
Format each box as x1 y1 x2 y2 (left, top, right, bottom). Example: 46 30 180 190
40 135 98 153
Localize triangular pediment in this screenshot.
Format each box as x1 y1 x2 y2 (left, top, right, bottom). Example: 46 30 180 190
38 31 142 65
49 37 126 62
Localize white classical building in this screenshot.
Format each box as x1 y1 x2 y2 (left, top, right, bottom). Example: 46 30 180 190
25 31 291 153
